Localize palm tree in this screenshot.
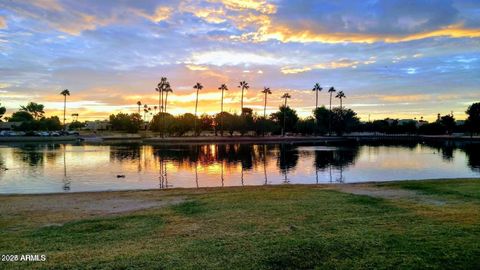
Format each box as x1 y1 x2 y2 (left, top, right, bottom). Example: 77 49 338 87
336 91 346 108
143 104 148 120
137 101 142 113
281 93 291 136
60 89 70 130
327 87 336 136
163 84 173 137
193 82 203 136
71 113 79 122
157 77 167 113
154 106 158 115
312 83 323 109
328 87 336 111
218 84 228 113
164 84 173 114
218 84 228 136
261 87 272 118
238 81 249 114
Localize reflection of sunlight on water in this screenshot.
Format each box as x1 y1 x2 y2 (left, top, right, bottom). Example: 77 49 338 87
0 142 479 194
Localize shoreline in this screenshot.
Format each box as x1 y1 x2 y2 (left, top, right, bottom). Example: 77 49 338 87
1 177 478 197
2 134 480 144
0 136 79 142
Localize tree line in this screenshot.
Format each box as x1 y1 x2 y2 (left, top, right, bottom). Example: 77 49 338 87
1 79 479 136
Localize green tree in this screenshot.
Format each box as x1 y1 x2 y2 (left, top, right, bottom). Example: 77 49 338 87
9 111 34 122
271 106 299 134
253 116 278 136
313 106 330 135
39 116 62 131
0 103 5 121
200 114 214 134
109 113 143 133
440 114 456 134
150 112 175 134
215 112 234 136
20 102 45 120
330 108 359 135
295 117 316 135
238 108 254 136
466 103 480 135
419 122 446 135
69 121 85 131
171 113 196 136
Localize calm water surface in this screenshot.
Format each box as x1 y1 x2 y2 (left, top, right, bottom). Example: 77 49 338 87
0 142 479 194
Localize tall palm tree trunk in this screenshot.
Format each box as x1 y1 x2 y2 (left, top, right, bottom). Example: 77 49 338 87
221 89 224 113
283 98 287 137
165 92 169 113
240 87 244 113
220 89 224 136
164 91 169 137
329 93 333 136
264 93 267 118
158 90 162 113
315 90 318 109
194 89 199 136
329 93 333 110
63 95 66 131
340 98 343 109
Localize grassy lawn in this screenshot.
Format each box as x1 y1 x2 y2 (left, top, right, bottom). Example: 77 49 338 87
1 179 479 269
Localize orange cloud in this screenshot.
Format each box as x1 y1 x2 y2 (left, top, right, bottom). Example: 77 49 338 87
281 58 376 74
241 23 480 44
215 0 276 14
134 6 172 23
179 3 226 24
30 0 64 12
186 64 209 71
0 16 7 29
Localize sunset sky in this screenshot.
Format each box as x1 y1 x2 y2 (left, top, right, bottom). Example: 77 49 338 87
0 0 479 122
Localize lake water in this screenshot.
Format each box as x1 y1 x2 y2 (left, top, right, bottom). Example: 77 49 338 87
0 141 479 194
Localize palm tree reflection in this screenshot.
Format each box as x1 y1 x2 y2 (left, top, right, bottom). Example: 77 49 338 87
278 144 299 184
313 145 360 183
263 145 268 185
159 157 169 189
62 144 71 191
220 161 224 187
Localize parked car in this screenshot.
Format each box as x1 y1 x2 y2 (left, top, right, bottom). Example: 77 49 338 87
67 131 80 136
0 131 20 136
34 131 50 137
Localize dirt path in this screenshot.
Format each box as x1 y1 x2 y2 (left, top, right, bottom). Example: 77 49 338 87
0 191 186 227
336 184 446 205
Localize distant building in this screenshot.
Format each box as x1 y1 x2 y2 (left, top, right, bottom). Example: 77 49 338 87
0 122 22 131
456 120 465 126
85 120 110 131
